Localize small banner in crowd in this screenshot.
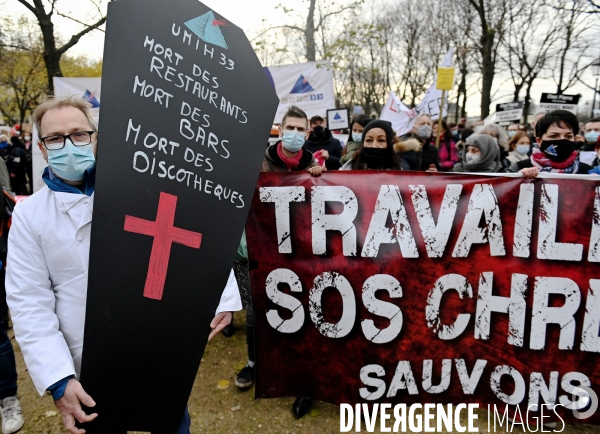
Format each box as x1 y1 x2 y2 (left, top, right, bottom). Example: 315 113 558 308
246 171 600 425
264 61 336 124
81 0 278 431
540 93 580 114
496 102 524 125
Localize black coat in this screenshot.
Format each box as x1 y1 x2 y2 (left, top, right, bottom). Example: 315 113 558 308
303 129 343 170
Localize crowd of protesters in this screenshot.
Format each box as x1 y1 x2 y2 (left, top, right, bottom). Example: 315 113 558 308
0 130 33 195
1 100 599 432
228 105 600 420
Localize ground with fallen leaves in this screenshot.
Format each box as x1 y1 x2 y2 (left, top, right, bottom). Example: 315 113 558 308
10 312 600 433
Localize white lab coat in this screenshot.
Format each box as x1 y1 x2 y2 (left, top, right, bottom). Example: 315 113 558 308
5 186 242 396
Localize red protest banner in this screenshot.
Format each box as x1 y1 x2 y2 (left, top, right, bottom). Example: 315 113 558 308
246 171 600 424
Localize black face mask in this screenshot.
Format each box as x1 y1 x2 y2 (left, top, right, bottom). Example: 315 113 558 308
360 147 395 169
540 139 577 162
313 125 326 138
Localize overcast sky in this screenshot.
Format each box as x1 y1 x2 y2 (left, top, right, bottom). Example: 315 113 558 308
4 0 599 118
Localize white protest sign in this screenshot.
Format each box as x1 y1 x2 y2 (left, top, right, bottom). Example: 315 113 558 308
265 62 335 124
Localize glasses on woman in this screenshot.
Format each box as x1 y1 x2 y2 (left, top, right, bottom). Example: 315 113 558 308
41 131 96 151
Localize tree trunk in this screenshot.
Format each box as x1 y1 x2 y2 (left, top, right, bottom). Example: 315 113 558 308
305 0 316 61
480 29 495 118
37 15 62 94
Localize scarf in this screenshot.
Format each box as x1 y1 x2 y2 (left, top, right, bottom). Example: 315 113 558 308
276 142 303 170
42 166 96 196
530 147 579 174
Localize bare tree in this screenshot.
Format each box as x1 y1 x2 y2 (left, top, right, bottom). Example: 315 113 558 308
500 0 559 120
547 0 599 94
465 0 516 117
14 0 108 93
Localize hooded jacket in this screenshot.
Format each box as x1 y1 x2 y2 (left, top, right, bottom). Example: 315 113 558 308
303 128 343 170
262 141 318 172
393 138 440 171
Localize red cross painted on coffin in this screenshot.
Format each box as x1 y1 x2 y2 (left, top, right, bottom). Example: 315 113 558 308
123 192 202 300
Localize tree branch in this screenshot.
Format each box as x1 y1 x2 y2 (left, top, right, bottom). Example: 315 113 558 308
16 0 40 18
55 10 106 33
56 15 107 56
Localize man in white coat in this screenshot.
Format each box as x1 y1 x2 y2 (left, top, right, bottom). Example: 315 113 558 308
5 96 242 434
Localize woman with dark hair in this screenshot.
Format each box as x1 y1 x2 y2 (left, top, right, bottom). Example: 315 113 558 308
340 114 372 166
432 120 458 171
509 110 591 176
506 131 531 164
341 120 402 170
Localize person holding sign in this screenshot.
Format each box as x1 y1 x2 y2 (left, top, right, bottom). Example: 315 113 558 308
341 120 402 170
510 109 592 177
236 106 323 395
261 106 324 176
5 97 242 434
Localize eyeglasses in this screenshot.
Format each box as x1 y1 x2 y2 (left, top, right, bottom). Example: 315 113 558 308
41 131 96 150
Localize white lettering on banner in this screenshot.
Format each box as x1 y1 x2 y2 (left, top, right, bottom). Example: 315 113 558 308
357 360 591 410
259 187 306 254
387 361 419 397
362 185 418 258
589 187 600 262
490 365 526 405
265 268 304 333
528 372 559 411
422 359 452 394
311 186 358 256
559 372 592 410
309 272 356 338
452 184 505 257
361 275 403 344
538 185 583 261
513 184 534 257
425 274 473 340
410 184 462 258
263 183 600 260
455 359 488 394
262 268 600 351
530 277 581 350
581 280 600 352
474 272 527 346
359 365 386 400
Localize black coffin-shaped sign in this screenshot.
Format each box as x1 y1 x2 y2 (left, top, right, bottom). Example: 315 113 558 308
80 0 278 431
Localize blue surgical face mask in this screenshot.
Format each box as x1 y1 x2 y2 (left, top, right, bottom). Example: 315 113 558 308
352 132 362 143
282 130 305 152
507 131 516 139
585 131 600 143
48 143 96 181
516 145 529 155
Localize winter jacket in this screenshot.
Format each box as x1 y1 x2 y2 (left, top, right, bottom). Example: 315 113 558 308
435 138 459 171
340 141 361 166
261 141 318 172
394 137 441 171
303 130 343 170
5 171 242 395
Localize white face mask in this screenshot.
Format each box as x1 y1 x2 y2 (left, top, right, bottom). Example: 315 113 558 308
465 153 481 164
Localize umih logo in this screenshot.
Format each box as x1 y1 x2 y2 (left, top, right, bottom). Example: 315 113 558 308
290 75 315 94
184 10 228 49
83 90 100 108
